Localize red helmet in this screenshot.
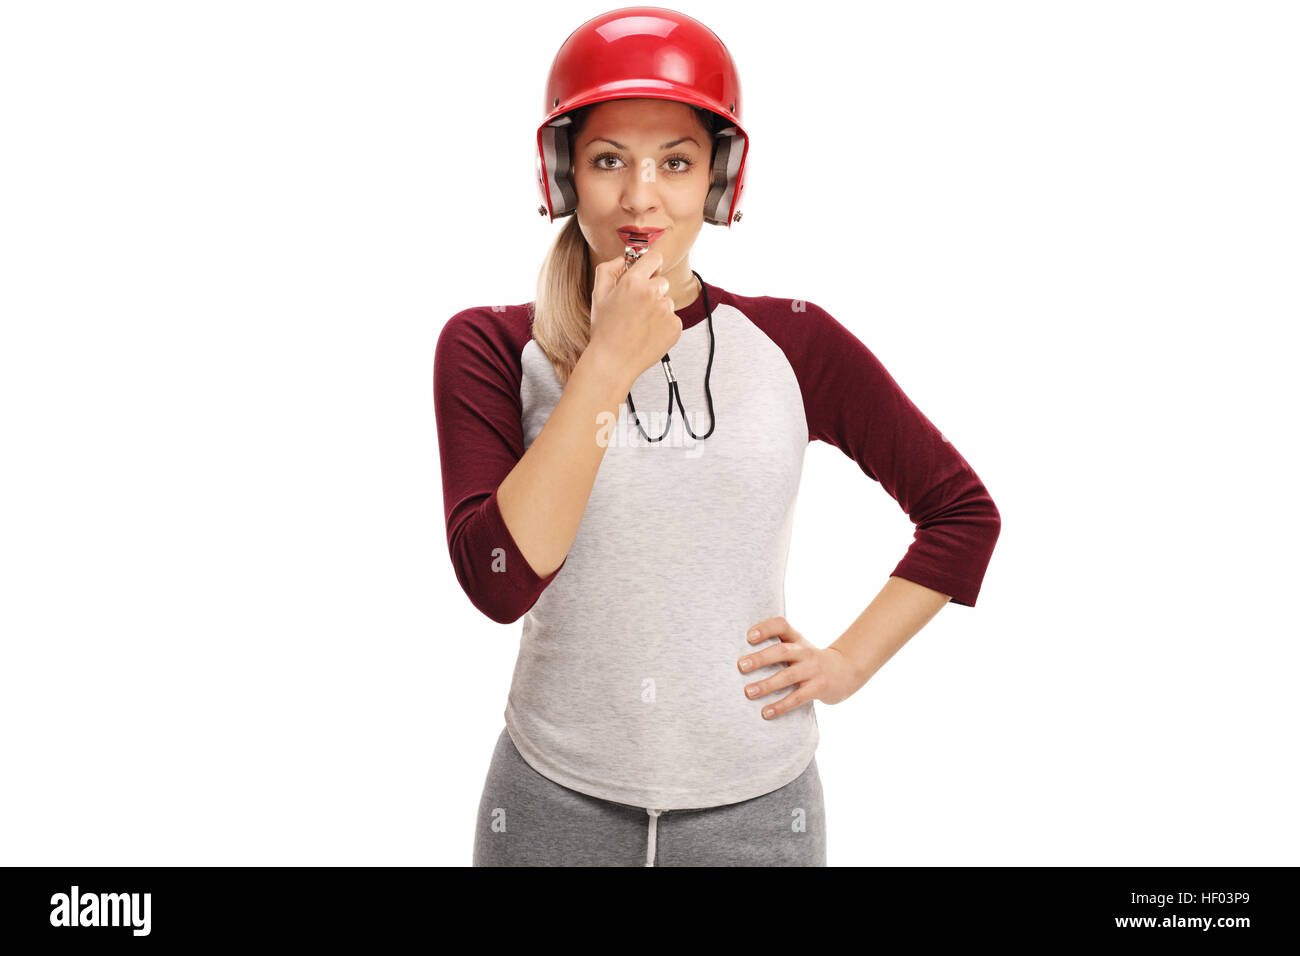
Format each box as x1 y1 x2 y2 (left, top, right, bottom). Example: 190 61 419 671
535 6 749 228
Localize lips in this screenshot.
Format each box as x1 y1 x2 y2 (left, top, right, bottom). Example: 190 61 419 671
617 227 665 248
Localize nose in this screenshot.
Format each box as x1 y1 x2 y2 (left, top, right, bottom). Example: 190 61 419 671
622 161 662 212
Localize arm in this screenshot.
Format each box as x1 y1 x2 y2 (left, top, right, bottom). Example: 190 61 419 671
495 347 631 578
828 575 952 689
797 300 1001 610
797 302 1001 681
433 309 631 624
738 302 1002 713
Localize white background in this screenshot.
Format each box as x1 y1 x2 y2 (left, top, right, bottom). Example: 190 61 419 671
2 0 1296 866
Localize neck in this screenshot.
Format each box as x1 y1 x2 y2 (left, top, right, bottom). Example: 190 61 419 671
663 261 701 313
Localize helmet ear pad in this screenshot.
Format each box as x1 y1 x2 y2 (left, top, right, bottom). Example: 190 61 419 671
704 126 744 227
539 113 579 220
540 111 745 227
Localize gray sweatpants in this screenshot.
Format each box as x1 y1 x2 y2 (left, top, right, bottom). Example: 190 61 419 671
472 726 827 866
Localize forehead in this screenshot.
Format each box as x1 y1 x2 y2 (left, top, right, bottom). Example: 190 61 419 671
581 98 703 138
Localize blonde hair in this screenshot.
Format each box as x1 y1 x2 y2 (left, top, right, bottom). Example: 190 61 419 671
530 102 724 387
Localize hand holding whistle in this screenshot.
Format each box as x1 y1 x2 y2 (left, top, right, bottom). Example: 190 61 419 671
587 248 681 387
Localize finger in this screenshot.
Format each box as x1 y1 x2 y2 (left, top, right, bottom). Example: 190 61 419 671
593 258 622 301
612 257 631 285
746 616 799 644
628 249 662 276
737 641 800 673
761 683 814 720
613 250 646 286
744 661 809 703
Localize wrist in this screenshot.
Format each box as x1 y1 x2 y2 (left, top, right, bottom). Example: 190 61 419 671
575 345 633 398
828 641 872 693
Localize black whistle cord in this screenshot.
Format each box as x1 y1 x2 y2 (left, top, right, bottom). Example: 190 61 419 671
625 270 717 443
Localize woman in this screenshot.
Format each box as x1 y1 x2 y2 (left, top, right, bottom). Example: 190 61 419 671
433 7 1001 866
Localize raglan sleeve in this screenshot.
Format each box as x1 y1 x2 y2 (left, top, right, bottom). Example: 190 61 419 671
433 309 567 624
796 301 1001 607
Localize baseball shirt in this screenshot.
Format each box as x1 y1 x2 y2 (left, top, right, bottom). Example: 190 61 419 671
433 277 1001 809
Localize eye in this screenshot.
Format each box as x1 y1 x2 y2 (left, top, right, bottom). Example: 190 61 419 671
587 151 695 175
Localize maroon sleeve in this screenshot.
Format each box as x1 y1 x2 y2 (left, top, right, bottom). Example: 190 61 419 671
784 301 1001 607
433 307 567 624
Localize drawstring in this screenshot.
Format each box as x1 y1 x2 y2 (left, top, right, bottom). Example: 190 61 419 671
645 809 663 867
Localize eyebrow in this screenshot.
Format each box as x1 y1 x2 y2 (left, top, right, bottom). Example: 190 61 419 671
585 136 701 150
